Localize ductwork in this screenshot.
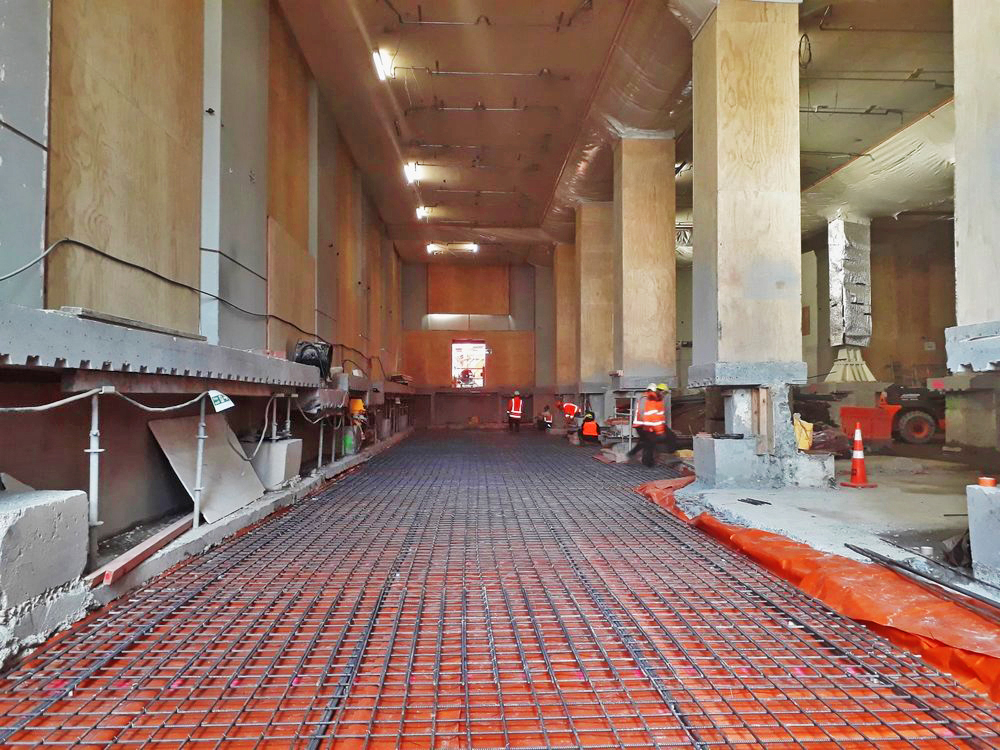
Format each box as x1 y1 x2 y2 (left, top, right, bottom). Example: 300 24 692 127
541 0 717 243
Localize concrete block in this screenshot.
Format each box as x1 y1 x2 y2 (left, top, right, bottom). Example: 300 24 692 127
693 435 833 489
946 321 1000 374
241 438 303 490
688 361 807 389
0 491 88 608
967 484 1000 587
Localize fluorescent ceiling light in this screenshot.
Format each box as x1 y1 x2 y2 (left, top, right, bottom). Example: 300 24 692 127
416 206 430 220
404 162 419 184
426 243 442 254
372 49 393 81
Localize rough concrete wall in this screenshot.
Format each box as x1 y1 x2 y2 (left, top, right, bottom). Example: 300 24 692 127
534 265 556 389
402 263 427 331
509 265 535 332
201 0 270 350
0 0 49 309
218 0 269 349
316 95 339 344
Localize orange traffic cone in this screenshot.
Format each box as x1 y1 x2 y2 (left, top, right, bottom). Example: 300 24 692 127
841 422 877 488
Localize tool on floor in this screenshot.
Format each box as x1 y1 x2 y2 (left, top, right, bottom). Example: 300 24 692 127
842 422 877 488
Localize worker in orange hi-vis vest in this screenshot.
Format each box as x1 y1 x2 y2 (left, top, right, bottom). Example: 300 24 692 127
580 410 601 443
507 390 523 433
628 384 667 467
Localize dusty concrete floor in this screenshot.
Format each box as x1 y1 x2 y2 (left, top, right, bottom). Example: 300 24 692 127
676 455 977 562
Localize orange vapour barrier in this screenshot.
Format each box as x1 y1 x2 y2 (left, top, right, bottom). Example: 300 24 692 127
637 477 1000 701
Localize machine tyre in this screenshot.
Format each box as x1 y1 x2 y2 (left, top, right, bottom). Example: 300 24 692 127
897 410 936 444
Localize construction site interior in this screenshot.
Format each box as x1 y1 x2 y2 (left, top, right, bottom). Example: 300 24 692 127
2 0 1000 746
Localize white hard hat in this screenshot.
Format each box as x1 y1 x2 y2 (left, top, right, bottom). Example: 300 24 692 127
514 390 520 395
646 383 657 391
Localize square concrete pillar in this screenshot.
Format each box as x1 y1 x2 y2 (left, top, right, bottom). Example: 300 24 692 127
688 0 827 487
942 1 1000 453
575 203 615 393
613 137 677 389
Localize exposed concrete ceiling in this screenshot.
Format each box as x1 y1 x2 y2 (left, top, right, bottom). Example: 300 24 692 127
283 0 632 264
283 0 956 263
798 0 954 188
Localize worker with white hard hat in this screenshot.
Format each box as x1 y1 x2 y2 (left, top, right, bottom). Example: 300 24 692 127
507 390 523 433
628 383 666 467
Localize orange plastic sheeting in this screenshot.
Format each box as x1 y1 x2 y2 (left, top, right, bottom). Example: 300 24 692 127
636 478 1000 701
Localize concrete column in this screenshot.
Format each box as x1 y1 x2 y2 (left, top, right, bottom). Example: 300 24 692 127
575 203 615 393
945 0 1000 373
689 0 830 488
825 217 876 382
612 137 677 388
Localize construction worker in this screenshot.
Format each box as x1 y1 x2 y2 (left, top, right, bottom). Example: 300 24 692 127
507 390 523 433
536 405 553 431
556 398 581 429
628 384 666 467
580 410 601 443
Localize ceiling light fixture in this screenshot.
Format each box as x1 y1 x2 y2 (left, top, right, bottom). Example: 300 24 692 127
404 161 420 183
425 242 479 256
416 206 430 220
372 49 393 81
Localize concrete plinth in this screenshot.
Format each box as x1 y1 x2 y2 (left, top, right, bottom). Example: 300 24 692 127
690 376 833 488
967 484 1000 586
0 491 88 609
694 434 833 489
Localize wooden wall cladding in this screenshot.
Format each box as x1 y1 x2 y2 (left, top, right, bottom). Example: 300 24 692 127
266 217 316 356
46 0 203 334
403 331 535 388
427 265 509 315
267 0 310 251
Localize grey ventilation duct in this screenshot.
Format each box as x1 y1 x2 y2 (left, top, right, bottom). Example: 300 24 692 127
541 0 717 243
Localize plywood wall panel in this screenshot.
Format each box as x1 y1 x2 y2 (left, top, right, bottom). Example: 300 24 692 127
403 331 535 388
266 216 316 356
427 265 509 315
46 0 203 333
267 0 310 251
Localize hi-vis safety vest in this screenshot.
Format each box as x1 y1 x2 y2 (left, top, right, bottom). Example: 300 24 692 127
543 412 553 425
562 403 580 419
582 420 599 437
507 397 523 419
633 397 666 434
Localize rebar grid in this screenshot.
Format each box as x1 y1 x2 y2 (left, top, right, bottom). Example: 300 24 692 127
0 432 997 749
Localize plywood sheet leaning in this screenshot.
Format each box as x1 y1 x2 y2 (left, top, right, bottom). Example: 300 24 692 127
267 216 317 356
427 265 510 315
149 415 265 525
46 0 203 334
